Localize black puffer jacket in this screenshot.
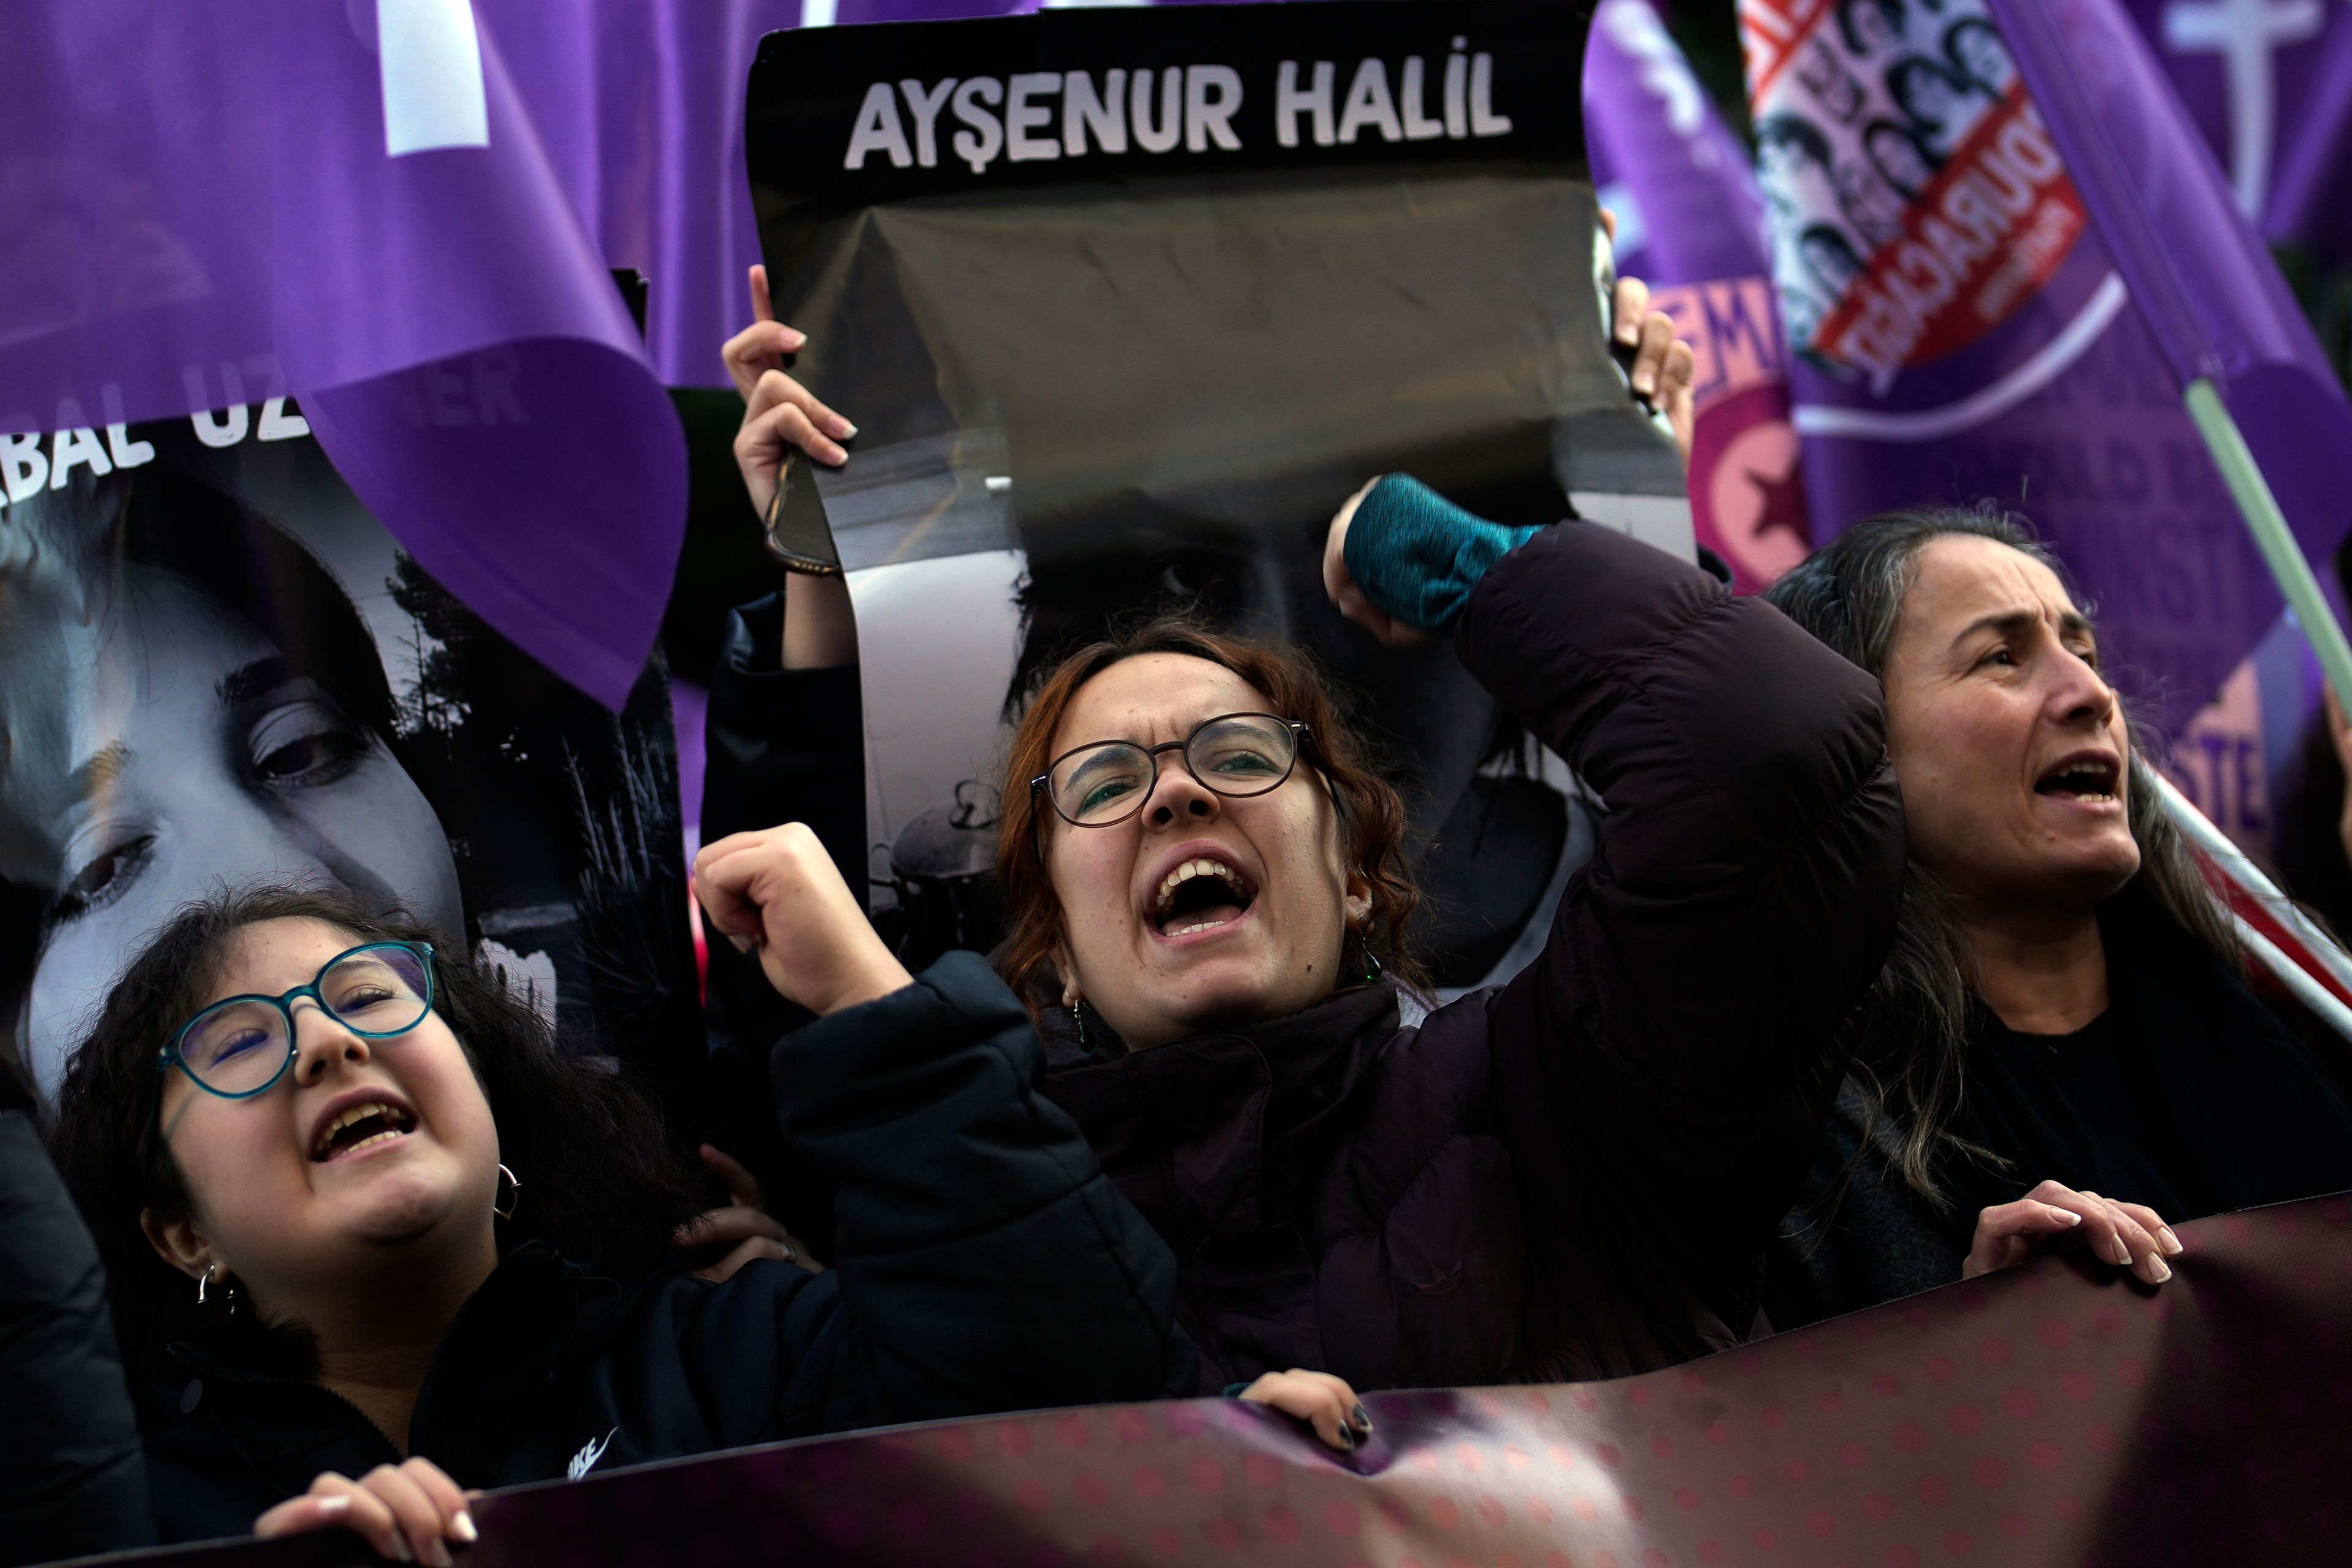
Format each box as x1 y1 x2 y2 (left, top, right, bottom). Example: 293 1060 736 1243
129 956 1191 1544
707 520 1906 1390
0 1101 151 1565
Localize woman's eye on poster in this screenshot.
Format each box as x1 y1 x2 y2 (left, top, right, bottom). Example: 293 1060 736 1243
0 429 698 1109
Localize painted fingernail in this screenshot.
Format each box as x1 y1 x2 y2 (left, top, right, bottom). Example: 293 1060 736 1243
830 417 858 439
1633 369 1656 395
1351 1404 1374 1434
318 1496 352 1517
726 933 753 954
2056 1208 2083 1226
452 1512 478 1544
388 1534 415 1562
780 327 807 349
430 1540 456 1568
2147 1257 2173 1283
2160 1226 2184 1255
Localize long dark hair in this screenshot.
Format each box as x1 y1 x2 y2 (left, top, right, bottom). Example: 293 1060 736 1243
46 883 704 1361
1765 503 2237 1203
995 613 1425 1014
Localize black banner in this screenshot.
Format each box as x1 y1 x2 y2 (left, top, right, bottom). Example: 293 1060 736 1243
743 0 1689 992
747 0 1588 225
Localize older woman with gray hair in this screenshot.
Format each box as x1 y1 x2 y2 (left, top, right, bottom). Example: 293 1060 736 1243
1760 505 2352 1327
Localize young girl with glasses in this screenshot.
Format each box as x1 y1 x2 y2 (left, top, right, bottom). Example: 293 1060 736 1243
39 849 1363 1561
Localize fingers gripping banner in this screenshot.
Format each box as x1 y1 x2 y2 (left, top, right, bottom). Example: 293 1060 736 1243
104 1193 2352 1568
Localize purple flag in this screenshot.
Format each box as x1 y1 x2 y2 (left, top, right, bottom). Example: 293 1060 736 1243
1585 0 1773 287
1586 0 1809 594
473 0 831 391
1740 0 2352 730
0 0 685 708
1988 0 2352 629
2263 13 2352 262
2120 0 2352 257
475 0 1049 392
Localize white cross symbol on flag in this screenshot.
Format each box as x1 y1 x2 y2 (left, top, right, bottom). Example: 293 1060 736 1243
376 0 491 157
2161 0 2326 217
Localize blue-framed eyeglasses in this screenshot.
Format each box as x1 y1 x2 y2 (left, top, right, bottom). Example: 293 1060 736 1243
157 942 437 1100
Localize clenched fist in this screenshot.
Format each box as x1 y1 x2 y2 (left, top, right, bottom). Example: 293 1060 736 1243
693 824 913 1017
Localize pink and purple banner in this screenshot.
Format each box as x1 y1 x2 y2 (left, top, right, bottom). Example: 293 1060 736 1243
81 1191 2352 1568
1585 0 1807 594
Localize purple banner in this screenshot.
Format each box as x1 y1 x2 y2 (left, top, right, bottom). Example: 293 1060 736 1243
1740 0 2352 729
0 1 686 708
78 1193 2352 1568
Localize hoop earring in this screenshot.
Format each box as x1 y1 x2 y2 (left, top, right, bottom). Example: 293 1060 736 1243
196 1263 235 1316
494 1163 521 1221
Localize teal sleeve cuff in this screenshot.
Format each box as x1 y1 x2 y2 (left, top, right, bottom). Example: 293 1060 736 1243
1340 474 1540 633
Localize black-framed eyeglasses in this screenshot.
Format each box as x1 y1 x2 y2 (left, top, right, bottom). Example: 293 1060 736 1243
1032 712 1312 828
157 941 438 1101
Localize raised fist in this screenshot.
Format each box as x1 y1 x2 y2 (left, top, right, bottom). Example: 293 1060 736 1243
693 823 912 1017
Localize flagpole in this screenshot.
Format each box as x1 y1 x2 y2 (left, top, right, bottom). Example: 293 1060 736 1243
2182 377 2352 715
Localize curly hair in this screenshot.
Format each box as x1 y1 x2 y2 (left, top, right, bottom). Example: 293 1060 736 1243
1766 503 2237 1205
994 614 1425 1014
46 883 705 1362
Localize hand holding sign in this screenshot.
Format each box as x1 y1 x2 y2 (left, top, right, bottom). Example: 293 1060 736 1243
1600 209 1697 462
726 264 858 518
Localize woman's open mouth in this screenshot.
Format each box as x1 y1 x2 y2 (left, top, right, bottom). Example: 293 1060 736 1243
1149 856 1259 939
2034 756 2120 805
311 1100 418 1162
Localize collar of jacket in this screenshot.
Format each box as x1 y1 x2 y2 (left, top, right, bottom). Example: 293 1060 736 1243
1035 981 1405 1250
167 1242 633 1487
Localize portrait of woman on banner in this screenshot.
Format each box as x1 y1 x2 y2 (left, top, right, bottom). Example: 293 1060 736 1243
0 435 698 1104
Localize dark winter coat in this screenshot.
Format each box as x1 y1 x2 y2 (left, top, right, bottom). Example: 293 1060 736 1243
0 1104 151 1565
122 956 1191 1545
707 519 1905 1391
1763 891 2352 1330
